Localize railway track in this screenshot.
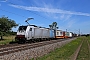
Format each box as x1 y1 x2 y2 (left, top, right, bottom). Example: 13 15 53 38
0 38 72 56
70 37 90 60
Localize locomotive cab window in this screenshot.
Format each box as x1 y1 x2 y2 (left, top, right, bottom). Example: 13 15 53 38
18 26 27 31
30 28 32 31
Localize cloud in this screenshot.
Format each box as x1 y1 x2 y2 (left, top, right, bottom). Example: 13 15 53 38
59 14 72 21
67 20 76 28
60 14 65 19
9 4 90 17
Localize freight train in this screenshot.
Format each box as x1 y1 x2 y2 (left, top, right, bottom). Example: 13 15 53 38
15 25 78 43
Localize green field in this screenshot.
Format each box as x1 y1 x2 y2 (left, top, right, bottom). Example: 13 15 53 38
0 36 15 45
77 36 90 60
31 37 83 60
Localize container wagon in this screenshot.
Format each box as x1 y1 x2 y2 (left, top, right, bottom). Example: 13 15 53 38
68 32 73 38
55 30 65 39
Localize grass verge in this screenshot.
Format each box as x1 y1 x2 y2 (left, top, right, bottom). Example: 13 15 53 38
31 37 82 60
76 37 90 60
0 35 15 45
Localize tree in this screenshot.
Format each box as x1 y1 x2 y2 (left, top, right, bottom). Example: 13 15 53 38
49 22 58 30
49 25 53 29
0 16 18 40
49 22 59 37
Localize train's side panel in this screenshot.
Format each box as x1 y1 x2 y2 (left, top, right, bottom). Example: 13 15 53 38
55 30 59 38
49 29 55 38
65 32 69 38
42 28 50 38
27 27 48 39
61 31 65 38
26 26 31 40
55 30 65 39
46 29 50 38
68 32 73 38
33 27 50 39
63 31 65 38
42 28 45 38
34 27 43 38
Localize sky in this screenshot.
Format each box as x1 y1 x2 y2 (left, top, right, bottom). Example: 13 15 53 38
0 0 90 34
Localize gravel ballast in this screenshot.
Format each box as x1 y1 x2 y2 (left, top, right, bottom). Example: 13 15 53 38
0 38 76 60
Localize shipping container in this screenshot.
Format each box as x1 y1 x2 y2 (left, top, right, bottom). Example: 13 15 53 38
55 30 65 38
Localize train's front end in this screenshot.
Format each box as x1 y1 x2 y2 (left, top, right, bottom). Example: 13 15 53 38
15 26 27 43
